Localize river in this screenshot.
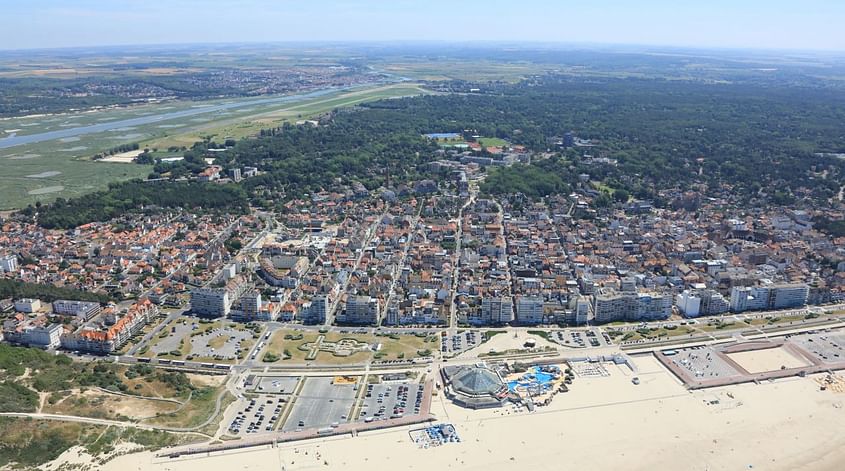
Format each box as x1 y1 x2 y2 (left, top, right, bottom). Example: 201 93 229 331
0 87 347 150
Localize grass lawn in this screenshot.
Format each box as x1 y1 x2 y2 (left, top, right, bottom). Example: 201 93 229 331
743 314 816 328
265 329 436 365
116 320 159 354
208 334 232 350
591 181 615 195
0 150 150 210
620 326 695 342
266 329 319 363
142 84 430 149
699 321 740 332
197 391 237 437
374 332 437 360
483 330 506 341
380 60 547 82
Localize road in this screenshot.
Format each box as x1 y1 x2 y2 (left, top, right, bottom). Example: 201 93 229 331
382 204 424 322
126 215 263 356
325 210 385 325
0 412 162 430
448 183 478 331
127 309 182 356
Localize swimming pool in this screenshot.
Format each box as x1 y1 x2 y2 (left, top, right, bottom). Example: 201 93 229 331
507 366 557 393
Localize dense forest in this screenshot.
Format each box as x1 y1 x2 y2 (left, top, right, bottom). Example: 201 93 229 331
0 279 112 303
25 74 845 226
480 156 575 199
21 180 248 229
815 217 845 238
227 76 843 204
373 78 845 201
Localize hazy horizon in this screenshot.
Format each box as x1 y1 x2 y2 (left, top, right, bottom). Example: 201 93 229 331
2 0 844 52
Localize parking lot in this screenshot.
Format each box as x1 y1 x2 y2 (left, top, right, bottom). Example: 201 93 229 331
281 377 357 432
227 394 287 436
588 328 613 347
254 376 299 394
668 347 742 380
441 330 480 354
550 328 613 348
145 317 254 362
190 327 253 361
358 382 423 422
794 332 845 363
149 321 193 355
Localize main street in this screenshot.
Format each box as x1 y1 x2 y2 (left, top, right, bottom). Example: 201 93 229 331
325 209 386 326
448 182 478 332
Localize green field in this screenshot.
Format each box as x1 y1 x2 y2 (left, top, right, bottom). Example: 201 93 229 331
477 137 509 147
0 83 430 210
144 83 431 148
265 329 437 365
380 60 549 82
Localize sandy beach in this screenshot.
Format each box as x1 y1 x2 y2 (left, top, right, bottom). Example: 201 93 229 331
85 354 845 471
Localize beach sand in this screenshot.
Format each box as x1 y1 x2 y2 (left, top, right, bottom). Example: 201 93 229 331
91 355 845 471
726 346 811 373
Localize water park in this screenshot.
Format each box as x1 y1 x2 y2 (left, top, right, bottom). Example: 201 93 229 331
441 361 573 410
504 365 568 405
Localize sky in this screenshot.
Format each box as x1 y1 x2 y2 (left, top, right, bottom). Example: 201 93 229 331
1 0 843 51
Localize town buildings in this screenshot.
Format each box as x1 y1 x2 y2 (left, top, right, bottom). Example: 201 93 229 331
676 289 730 318
2 316 62 348
592 289 672 324
52 300 102 321
60 299 159 354
730 283 810 313
515 296 545 324
338 295 380 325
190 274 251 317
13 298 41 313
190 288 231 317
0 254 17 273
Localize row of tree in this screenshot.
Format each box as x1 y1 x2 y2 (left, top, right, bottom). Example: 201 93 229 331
0 279 112 303
20 181 249 229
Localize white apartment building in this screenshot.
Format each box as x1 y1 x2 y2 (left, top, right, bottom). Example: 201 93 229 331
479 296 514 325
592 290 672 323
772 284 810 309
515 296 545 324
340 295 380 325
677 289 730 318
3 323 62 348
0 255 17 273
14 298 41 313
52 300 102 320
730 283 808 313
190 288 230 317
302 295 328 324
